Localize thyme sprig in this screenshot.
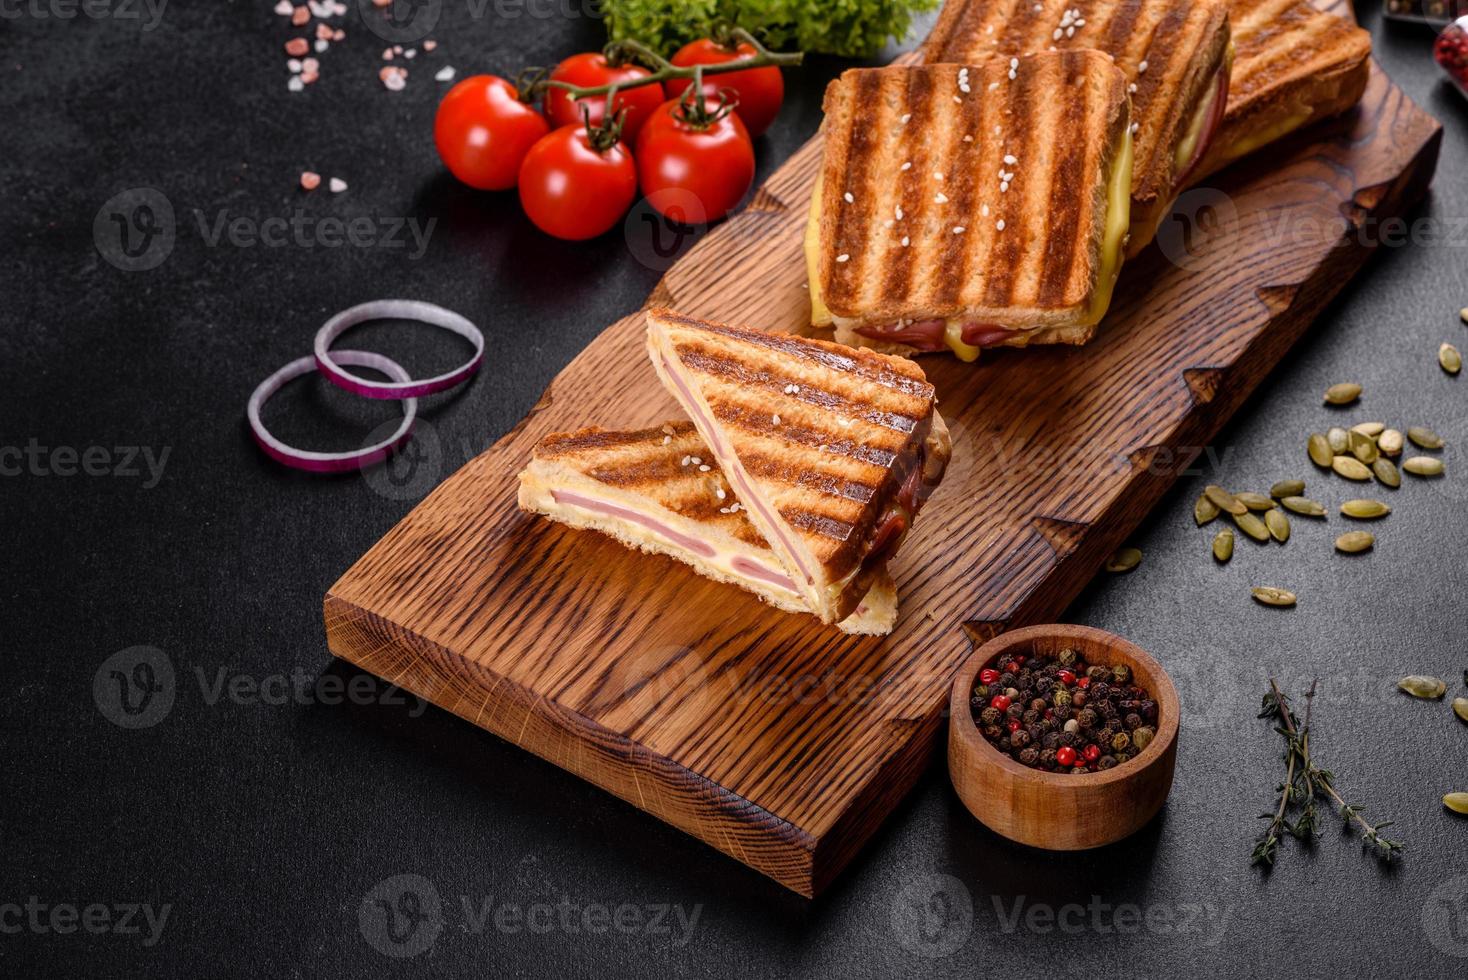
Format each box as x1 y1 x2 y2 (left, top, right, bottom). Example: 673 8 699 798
1252 678 1404 868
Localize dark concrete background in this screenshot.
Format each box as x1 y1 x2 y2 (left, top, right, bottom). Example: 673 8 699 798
3 1 1467 975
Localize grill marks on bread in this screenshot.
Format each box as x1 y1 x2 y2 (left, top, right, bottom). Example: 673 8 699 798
647 312 936 569
818 55 1128 323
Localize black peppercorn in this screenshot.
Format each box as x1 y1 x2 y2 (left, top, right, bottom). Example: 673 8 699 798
1090 681 1110 701
1072 690 1088 709
1124 712 1143 731
1113 749 1132 763
983 724 1004 741
1006 702 1025 720
1111 731 1131 752
1076 708 1098 729
1086 665 1109 680
1010 729 1031 749
1026 724 1043 742
1098 700 1119 719
1029 697 1048 713
1052 704 1072 722
1052 689 1073 709
1070 765 1088 775
1140 699 1158 721
1057 731 1076 748
1022 708 1040 725
980 706 1002 726
998 672 1016 689
1041 732 1061 750
1035 676 1054 695
1039 748 1058 769
1111 664 1131 684
1097 755 1117 770
1019 747 1039 766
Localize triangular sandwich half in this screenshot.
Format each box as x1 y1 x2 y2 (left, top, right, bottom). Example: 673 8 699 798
518 422 897 634
645 309 951 626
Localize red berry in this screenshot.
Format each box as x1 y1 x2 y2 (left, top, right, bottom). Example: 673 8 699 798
1055 746 1077 767
1057 669 1076 685
1013 655 1026 664
1083 744 1101 762
1007 719 1022 732
1043 709 1054 720
979 668 1000 685
990 695 1011 711
1077 676 1092 689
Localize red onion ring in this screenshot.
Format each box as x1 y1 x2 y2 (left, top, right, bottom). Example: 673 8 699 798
314 299 484 399
247 350 418 473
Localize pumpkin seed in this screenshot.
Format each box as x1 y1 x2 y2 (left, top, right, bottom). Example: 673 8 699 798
1205 484 1247 516
1403 456 1445 477
1331 456 1372 481
1349 429 1379 464
1351 422 1385 437
1408 426 1444 449
1251 586 1296 607
1446 793 1468 815
1265 508 1290 542
1454 697 1468 724
1341 499 1390 519
1397 675 1446 699
1234 510 1271 542
1308 433 1334 467
1106 547 1142 573
1442 343 1463 375
1281 495 1326 517
1194 493 1220 526
1378 428 1403 456
1372 457 1401 488
1335 530 1375 553
1270 479 1305 498
1324 382 1361 405
1213 528 1234 562
1327 427 1350 454
1236 491 1276 511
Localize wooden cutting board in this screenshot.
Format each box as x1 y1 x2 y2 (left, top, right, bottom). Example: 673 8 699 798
325 61 1440 896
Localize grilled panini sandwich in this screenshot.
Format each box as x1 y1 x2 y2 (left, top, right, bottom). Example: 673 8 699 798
1189 0 1370 182
518 422 898 634
923 0 1233 257
807 54 1133 360
645 309 950 626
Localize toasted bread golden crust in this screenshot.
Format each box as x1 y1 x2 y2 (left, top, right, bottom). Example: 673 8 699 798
645 310 944 622
924 0 1230 251
519 422 899 634
816 54 1128 331
1191 0 1370 181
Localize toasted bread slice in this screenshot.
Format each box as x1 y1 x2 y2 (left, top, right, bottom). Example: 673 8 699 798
518 422 897 634
645 310 950 624
923 0 1232 256
809 54 1131 359
1190 0 1370 181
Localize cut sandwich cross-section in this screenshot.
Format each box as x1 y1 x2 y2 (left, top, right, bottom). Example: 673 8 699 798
517 422 897 634
645 309 951 626
808 53 1133 360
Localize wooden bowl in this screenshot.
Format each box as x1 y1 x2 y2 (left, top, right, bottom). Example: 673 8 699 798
947 624 1179 850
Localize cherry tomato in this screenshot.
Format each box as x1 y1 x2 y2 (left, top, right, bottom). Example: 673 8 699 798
543 53 663 143
517 126 637 241
434 75 549 191
1055 746 1077 767
979 668 999 685
663 38 784 138
636 97 754 224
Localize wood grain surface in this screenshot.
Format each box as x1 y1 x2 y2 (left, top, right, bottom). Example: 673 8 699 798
324 58 1440 896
